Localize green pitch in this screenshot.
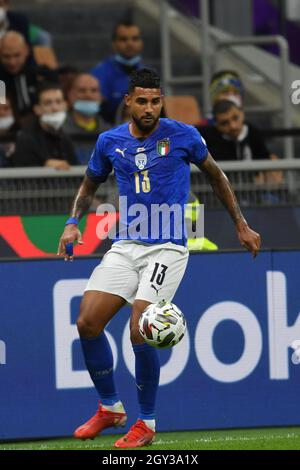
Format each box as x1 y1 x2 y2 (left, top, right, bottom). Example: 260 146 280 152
1 427 300 450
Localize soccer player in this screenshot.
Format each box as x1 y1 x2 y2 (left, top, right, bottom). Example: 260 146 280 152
57 69 261 448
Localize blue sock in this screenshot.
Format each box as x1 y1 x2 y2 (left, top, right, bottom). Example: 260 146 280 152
133 343 160 420
80 332 119 406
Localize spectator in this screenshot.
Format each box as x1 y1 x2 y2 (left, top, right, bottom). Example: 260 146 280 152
209 69 279 162
199 100 283 190
209 70 244 108
0 0 52 46
0 95 19 167
199 100 275 162
198 70 244 126
0 31 58 121
63 73 110 163
13 82 78 169
91 19 143 123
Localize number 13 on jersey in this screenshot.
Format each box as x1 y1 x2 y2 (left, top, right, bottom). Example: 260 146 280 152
134 170 151 193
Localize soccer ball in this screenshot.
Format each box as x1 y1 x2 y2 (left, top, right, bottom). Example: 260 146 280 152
138 301 186 349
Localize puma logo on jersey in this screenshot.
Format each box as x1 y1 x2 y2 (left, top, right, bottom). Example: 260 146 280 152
115 148 127 158
151 284 163 295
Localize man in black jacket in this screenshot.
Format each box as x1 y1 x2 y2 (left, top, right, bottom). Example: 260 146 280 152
198 99 282 188
13 82 78 169
0 31 57 120
199 99 271 161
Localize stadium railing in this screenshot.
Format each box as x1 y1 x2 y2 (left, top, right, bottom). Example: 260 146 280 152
1 159 300 215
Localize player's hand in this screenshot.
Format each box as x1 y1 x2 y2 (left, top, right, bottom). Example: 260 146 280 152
57 224 83 261
236 219 261 258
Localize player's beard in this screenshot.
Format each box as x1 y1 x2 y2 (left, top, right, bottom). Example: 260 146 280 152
132 114 160 133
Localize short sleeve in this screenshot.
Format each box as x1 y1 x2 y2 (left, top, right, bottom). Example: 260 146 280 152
187 126 209 164
86 134 112 183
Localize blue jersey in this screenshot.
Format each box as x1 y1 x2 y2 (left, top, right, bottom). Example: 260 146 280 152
87 118 208 246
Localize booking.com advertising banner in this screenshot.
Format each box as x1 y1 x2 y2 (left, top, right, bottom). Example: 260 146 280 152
0 251 300 440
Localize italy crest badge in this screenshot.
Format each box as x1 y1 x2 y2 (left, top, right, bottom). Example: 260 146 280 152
157 138 170 156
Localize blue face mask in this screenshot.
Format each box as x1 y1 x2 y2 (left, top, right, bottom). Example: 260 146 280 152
114 54 141 67
73 100 101 116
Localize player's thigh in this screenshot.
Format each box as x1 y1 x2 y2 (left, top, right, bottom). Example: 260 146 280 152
135 245 189 305
77 290 126 337
85 246 139 304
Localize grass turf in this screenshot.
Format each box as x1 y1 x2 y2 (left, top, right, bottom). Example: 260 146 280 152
1 427 300 450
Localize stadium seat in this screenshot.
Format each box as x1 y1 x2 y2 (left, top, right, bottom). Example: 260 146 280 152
33 46 58 69
163 96 202 125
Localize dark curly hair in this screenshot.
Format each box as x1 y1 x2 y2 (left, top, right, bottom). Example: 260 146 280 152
128 68 161 93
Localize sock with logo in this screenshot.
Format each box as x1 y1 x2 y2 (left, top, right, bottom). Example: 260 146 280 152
80 332 119 407
132 343 160 423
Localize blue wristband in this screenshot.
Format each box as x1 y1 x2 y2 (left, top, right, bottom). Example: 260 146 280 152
65 217 78 226
65 243 74 257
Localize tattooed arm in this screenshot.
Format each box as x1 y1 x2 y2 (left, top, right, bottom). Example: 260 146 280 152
57 175 99 260
196 153 261 257
69 175 99 220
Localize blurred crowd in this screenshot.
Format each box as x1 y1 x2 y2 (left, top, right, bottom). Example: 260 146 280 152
0 1 280 172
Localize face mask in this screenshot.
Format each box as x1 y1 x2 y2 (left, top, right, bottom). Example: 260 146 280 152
0 7 7 25
73 100 100 116
0 115 15 130
40 111 66 130
114 54 141 67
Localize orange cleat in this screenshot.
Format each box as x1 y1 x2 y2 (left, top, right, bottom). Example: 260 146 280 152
74 403 127 440
114 419 155 448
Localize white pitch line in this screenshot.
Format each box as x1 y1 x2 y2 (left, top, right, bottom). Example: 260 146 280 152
153 433 299 446
2 432 300 450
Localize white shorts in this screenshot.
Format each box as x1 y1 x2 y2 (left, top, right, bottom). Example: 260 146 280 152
85 240 189 304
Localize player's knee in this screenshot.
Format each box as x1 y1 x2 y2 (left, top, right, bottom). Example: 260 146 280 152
76 315 103 338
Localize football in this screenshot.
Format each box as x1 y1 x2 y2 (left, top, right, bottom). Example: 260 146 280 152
138 300 186 349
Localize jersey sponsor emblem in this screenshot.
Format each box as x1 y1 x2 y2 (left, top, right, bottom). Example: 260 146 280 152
115 147 127 158
135 153 147 170
157 138 170 156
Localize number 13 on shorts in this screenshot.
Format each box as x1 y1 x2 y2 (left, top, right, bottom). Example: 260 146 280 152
134 170 151 193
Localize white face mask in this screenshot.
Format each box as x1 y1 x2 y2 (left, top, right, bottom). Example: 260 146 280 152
0 7 7 25
0 115 15 130
40 111 66 130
